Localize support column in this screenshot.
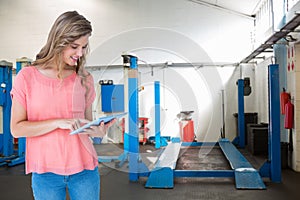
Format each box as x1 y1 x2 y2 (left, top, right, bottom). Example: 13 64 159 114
154 81 161 148
268 64 281 182
0 60 13 157
237 79 245 148
123 54 139 181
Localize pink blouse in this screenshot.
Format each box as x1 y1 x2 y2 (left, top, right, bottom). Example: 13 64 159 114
11 66 98 175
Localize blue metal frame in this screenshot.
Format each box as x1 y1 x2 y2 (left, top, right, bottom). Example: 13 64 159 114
127 55 149 181
259 64 281 182
0 59 32 167
154 81 161 148
0 61 15 166
7 61 27 166
268 64 281 182
0 61 13 156
231 68 281 183
117 55 274 189
118 57 281 189
98 54 143 180
144 139 266 189
219 138 266 189
232 79 245 148
110 55 280 189
122 58 266 188
174 170 234 178
181 142 218 147
99 55 167 177
145 142 181 188
237 79 245 148
142 71 281 189
258 65 282 182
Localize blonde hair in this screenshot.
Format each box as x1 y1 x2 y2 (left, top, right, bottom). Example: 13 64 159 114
33 11 92 79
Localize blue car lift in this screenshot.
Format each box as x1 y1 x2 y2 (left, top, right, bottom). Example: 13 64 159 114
232 64 281 183
6 58 31 166
0 58 31 167
232 79 246 148
97 54 143 168
259 64 281 182
97 56 167 168
144 64 281 189
99 55 280 189
0 60 14 166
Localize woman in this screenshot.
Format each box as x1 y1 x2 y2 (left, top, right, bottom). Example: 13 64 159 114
10 11 110 200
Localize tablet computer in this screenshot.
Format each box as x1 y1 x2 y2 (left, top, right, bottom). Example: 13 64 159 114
70 112 127 135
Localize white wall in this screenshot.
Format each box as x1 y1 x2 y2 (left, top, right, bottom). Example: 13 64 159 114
90 61 257 143
0 0 254 65
0 0 257 142
286 42 300 171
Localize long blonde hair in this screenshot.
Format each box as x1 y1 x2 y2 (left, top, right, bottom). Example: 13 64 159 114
33 11 92 80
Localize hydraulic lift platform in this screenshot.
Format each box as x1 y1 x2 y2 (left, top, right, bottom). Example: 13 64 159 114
144 139 266 189
118 54 279 190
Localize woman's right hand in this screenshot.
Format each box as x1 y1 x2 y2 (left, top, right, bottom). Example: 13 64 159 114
56 118 90 132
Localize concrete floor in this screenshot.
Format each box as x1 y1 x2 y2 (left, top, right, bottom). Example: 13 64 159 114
1 143 300 200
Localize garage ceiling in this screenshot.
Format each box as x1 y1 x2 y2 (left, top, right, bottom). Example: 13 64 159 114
188 0 262 18
190 0 300 63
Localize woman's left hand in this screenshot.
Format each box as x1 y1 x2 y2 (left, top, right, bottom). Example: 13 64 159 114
81 119 117 138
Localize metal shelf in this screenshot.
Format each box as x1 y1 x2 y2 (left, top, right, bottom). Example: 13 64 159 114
241 13 300 63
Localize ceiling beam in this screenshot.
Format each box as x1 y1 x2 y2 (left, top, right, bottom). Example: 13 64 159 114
188 0 255 20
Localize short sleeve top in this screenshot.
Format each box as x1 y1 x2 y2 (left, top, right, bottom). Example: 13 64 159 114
11 66 98 175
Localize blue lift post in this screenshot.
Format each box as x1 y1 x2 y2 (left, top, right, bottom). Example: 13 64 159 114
154 81 168 148
237 79 245 148
232 79 245 148
127 55 139 181
154 81 161 148
259 64 281 182
268 64 281 182
7 58 31 166
97 56 168 179
0 60 14 166
122 54 149 181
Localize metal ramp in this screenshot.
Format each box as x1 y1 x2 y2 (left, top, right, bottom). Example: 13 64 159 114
145 142 182 188
219 138 266 189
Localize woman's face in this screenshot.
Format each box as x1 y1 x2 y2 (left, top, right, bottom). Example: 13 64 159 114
62 34 89 66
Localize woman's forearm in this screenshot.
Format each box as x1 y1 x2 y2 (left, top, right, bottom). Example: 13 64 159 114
11 119 62 138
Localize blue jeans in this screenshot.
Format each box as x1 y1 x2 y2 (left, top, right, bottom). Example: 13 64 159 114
32 167 100 200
